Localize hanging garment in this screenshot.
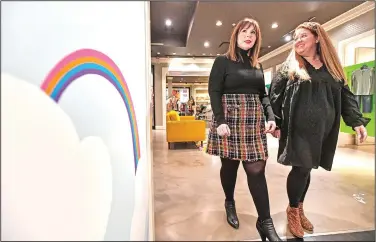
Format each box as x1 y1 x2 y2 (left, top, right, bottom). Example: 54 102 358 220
351 66 374 95
355 95 373 113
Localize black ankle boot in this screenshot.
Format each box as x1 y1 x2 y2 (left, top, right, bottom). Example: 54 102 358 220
225 200 239 229
256 218 282 241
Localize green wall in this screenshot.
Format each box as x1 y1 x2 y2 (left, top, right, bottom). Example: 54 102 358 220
340 60 374 137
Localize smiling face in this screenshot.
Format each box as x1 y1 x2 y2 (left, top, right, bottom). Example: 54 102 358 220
294 27 318 57
237 24 257 51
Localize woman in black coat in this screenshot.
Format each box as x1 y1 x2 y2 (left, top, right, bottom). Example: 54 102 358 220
269 22 370 239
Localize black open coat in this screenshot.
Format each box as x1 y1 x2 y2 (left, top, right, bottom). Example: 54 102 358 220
269 62 370 171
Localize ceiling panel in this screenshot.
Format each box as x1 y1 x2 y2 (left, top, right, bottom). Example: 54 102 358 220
328 10 375 43
151 1 197 47
150 1 363 58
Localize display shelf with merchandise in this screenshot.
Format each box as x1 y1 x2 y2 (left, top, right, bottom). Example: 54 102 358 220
340 60 374 138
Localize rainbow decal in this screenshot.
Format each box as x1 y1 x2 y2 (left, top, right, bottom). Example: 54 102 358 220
41 49 141 173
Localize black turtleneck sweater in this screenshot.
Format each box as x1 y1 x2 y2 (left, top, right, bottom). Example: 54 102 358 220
208 49 275 125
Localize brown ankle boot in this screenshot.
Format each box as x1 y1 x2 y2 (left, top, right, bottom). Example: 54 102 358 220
286 206 304 238
299 203 313 231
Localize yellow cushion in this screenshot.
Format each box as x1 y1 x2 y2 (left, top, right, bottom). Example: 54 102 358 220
168 111 180 121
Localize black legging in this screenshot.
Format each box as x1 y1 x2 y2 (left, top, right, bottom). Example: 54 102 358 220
220 157 270 221
287 166 312 208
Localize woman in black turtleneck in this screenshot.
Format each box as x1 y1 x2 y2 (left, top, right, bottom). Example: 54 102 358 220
206 18 281 241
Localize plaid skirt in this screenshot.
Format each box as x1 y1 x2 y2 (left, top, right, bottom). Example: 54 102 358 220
206 94 268 162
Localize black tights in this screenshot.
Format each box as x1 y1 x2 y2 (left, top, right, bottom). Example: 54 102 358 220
220 157 270 221
287 166 312 208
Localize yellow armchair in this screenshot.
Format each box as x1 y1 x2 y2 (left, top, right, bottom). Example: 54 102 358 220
166 111 206 149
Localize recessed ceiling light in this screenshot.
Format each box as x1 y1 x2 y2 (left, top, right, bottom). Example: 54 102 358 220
204 41 210 48
271 23 278 29
268 46 271 48
157 52 160 55
202 53 206 55
217 53 220 56
232 23 236 26
284 35 292 42
172 52 176 55
165 19 172 27
187 53 191 55
216 20 222 26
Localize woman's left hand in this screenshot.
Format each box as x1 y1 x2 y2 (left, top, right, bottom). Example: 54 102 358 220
265 121 276 134
354 125 367 143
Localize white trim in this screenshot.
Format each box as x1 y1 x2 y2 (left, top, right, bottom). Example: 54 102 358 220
162 67 168 130
155 125 165 130
259 1 375 63
142 2 155 241
152 57 215 64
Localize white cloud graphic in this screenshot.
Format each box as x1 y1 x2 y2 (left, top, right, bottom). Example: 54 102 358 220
1 73 113 241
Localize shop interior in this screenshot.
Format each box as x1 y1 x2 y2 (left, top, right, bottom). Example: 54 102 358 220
3 1 375 241
151 1 375 241
165 76 211 120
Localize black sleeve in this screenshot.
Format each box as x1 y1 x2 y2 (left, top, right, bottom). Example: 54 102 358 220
208 56 226 125
269 67 289 128
341 84 371 128
259 64 275 122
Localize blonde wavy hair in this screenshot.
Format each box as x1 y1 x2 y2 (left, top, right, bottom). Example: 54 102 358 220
225 18 262 69
284 22 346 84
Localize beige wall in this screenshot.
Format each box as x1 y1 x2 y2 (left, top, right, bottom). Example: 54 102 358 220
152 63 168 128
260 49 290 71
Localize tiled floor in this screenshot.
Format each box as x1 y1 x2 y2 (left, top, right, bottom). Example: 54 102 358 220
152 130 375 241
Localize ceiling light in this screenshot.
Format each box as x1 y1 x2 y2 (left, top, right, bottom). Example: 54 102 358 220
217 53 220 56
232 23 236 26
187 53 191 55
271 23 278 29
202 53 206 55
204 41 210 48
216 20 222 26
172 52 176 55
268 46 271 48
165 19 172 27
157 52 160 55
284 35 292 42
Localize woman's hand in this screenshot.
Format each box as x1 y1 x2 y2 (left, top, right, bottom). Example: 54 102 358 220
271 129 280 139
265 121 276 133
217 124 231 137
354 125 367 143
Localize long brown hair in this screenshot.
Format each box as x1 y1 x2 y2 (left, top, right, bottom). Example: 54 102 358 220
225 18 262 69
285 22 346 83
